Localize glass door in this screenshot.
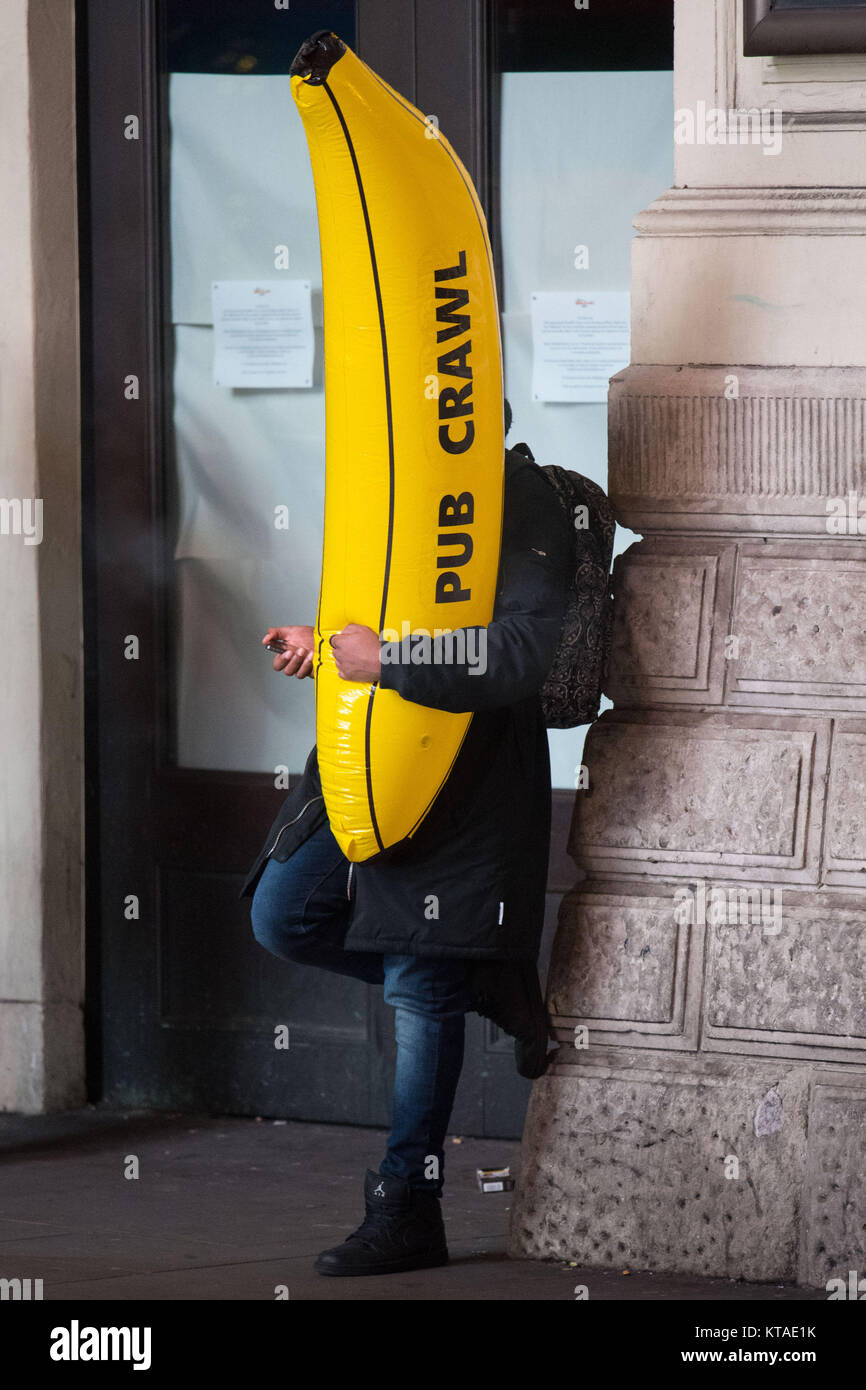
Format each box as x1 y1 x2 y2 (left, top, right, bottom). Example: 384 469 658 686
489 0 674 790
84 0 400 1125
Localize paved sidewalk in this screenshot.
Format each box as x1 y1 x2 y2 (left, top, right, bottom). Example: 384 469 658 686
0 1109 824 1301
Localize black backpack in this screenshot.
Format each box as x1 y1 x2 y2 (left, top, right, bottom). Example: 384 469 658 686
512 442 618 729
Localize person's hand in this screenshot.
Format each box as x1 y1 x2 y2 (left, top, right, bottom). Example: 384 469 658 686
330 623 381 683
262 625 315 679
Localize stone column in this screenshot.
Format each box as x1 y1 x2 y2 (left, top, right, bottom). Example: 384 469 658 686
0 0 83 1110
511 0 866 1286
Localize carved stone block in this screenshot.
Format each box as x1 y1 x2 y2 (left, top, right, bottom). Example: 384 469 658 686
825 721 866 887
608 365 866 534
727 544 866 711
705 894 866 1066
510 1060 810 1282
607 540 733 706
801 1084 866 1288
546 882 702 1051
572 712 829 883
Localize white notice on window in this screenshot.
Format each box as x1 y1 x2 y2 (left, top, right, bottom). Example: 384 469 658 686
531 291 630 403
212 280 314 388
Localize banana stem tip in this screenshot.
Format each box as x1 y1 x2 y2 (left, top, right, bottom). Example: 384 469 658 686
290 31 346 85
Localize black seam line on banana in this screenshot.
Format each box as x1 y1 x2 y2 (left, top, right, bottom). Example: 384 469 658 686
322 77 389 855
360 60 507 643
359 60 499 296
356 60 504 844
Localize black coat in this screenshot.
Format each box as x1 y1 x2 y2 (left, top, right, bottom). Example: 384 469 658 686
240 447 573 961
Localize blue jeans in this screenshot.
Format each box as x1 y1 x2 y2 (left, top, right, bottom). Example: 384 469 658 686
250 822 471 1195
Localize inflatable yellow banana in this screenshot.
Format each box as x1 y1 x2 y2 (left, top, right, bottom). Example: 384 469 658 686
290 30 504 862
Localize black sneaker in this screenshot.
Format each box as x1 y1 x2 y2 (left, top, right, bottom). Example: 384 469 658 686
314 1170 449 1277
469 960 556 1079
